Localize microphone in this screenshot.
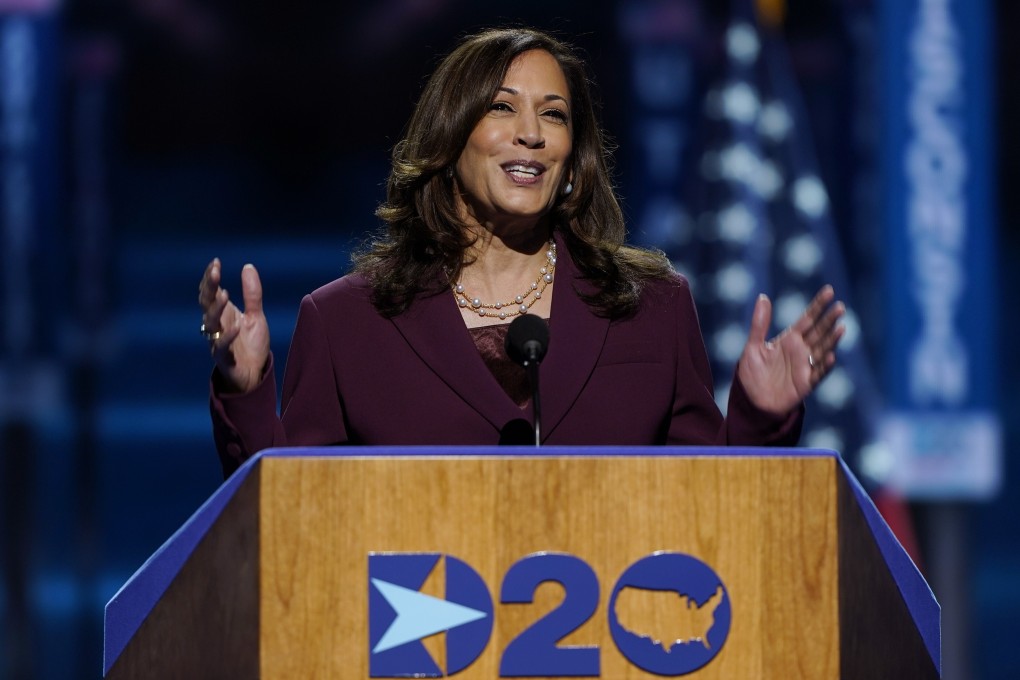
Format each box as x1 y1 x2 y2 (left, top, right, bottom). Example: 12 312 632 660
506 314 549 364
505 315 549 446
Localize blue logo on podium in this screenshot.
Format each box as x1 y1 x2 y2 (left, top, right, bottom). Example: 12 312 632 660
608 552 731 675
368 553 493 677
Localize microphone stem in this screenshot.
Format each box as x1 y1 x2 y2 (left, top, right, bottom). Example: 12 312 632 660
526 359 541 447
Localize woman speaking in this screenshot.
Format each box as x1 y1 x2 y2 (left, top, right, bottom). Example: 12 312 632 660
197 28 844 476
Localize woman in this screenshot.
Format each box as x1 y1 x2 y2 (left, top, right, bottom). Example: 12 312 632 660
198 28 844 476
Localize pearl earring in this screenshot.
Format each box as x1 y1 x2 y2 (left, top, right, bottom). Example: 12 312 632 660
563 182 573 195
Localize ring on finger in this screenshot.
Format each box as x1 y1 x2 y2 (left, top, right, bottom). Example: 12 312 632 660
808 353 816 368
200 323 222 341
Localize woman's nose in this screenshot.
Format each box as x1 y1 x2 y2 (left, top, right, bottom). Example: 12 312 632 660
516 114 545 148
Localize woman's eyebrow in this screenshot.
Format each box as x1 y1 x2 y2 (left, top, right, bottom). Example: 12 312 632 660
497 86 568 105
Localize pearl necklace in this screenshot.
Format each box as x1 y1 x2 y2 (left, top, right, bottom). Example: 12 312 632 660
453 240 556 320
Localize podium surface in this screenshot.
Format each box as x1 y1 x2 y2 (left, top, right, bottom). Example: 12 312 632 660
104 447 939 678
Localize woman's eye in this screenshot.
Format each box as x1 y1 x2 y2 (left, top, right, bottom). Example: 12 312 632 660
490 101 514 112
544 109 569 123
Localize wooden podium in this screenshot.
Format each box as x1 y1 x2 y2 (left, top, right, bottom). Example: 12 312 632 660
103 447 940 678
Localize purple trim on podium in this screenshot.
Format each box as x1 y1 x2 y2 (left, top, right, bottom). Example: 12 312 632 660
102 447 940 676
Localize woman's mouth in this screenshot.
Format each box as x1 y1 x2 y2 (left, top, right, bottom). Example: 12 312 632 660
502 161 546 184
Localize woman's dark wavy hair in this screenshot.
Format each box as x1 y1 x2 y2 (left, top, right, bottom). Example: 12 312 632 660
354 27 672 318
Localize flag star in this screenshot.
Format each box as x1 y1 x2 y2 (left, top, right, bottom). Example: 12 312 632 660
803 426 845 453
815 367 854 408
758 100 793 142
792 175 829 218
781 235 823 276
858 441 895 484
715 263 755 303
717 203 756 243
726 22 760 65
774 291 809 328
719 142 761 185
840 308 861 350
751 158 783 199
711 322 747 362
721 81 760 125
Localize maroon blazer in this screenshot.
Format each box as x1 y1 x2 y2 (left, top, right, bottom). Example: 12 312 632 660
210 240 802 475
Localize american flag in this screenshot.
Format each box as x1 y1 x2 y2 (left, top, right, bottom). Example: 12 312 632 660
639 1 885 492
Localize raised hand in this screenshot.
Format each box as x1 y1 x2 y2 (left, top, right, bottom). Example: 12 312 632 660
736 285 846 416
198 258 271 393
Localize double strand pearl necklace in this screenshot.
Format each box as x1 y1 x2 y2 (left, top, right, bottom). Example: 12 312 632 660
453 240 556 320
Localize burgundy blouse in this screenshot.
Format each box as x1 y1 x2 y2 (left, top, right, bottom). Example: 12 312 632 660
467 323 535 408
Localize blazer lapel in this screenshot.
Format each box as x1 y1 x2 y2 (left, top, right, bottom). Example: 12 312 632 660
389 233 610 440
540 235 610 440
390 287 523 430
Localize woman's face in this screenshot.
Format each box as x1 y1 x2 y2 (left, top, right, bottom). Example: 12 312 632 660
453 49 573 234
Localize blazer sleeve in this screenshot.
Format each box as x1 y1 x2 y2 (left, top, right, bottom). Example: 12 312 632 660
665 278 803 447
209 293 349 476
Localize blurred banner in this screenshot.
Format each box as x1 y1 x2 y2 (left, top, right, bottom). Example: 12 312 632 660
1 0 61 367
877 0 1000 499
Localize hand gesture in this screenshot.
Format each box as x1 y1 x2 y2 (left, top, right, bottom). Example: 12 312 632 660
198 258 270 393
737 285 845 416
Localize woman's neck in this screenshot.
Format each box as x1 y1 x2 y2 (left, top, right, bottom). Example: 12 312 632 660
455 225 556 327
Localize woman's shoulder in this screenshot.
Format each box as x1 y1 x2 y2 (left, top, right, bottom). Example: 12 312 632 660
628 266 698 320
634 262 691 297
305 271 375 310
641 266 689 290
612 244 689 296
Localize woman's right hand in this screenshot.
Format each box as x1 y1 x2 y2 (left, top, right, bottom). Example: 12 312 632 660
198 258 271 393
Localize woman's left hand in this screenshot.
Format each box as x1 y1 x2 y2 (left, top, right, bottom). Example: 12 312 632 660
737 285 846 416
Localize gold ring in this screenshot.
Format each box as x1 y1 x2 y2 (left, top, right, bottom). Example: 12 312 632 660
200 323 221 341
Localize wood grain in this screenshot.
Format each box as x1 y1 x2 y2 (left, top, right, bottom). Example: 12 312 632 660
258 455 842 678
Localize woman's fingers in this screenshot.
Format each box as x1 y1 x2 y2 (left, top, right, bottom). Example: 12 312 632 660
804 299 845 348
199 258 232 338
218 296 240 338
794 284 842 343
792 285 835 334
748 294 773 347
240 264 263 316
816 309 845 354
198 258 222 308
203 287 229 329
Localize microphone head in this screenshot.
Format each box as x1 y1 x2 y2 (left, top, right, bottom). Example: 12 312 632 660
505 314 549 365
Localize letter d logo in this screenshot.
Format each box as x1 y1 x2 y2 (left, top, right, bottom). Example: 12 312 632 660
368 553 493 677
